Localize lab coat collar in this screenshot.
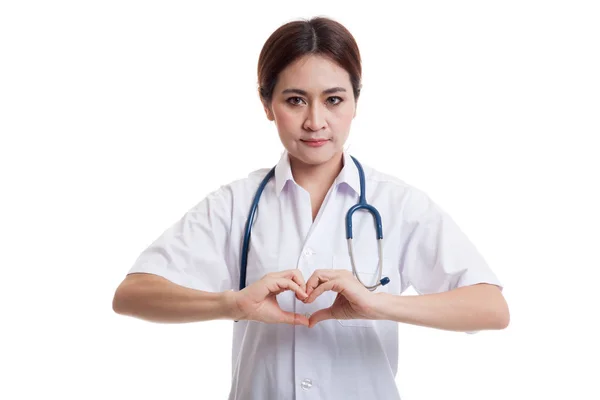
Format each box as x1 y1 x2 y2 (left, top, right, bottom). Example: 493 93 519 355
335 151 361 195
274 149 360 197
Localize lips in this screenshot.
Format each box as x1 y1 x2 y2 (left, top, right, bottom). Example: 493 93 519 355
301 139 329 147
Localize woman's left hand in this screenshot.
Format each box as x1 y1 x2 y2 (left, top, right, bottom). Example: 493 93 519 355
303 269 379 327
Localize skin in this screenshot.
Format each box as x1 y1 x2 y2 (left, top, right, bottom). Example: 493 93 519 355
263 54 356 204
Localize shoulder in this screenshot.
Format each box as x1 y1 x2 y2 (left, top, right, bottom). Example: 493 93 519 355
193 167 272 209
363 162 440 222
226 167 272 195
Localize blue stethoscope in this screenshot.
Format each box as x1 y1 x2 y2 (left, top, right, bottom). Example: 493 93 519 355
239 155 390 292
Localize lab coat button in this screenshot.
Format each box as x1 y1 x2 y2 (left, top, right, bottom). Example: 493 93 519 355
303 248 314 257
301 378 313 390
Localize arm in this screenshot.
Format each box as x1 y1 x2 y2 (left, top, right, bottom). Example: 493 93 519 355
371 283 509 331
113 270 311 326
112 273 239 323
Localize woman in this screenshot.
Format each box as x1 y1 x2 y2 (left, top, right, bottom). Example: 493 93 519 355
113 16 509 400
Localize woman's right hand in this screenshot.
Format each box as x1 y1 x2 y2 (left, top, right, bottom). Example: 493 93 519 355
231 269 310 327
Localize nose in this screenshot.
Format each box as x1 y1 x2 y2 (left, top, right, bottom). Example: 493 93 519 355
303 103 327 131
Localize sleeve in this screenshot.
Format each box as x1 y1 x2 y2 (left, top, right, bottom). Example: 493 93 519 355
126 185 236 293
400 188 503 296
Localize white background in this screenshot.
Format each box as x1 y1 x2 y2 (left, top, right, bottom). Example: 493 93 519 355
1 1 599 399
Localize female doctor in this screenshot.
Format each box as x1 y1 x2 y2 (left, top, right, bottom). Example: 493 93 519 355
113 16 510 400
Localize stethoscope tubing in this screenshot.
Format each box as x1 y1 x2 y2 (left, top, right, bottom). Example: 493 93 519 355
239 156 389 292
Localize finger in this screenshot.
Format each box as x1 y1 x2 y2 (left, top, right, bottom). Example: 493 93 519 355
288 270 307 294
266 278 308 300
304 276 324 298
305 270 324 295
309 307 334 328
305 279 341 303
270 269 307 293
305 269 339 297
279 311 310 327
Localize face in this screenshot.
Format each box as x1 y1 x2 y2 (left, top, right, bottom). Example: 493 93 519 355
264 55 357 168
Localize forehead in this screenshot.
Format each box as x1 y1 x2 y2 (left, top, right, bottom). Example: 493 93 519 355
276 55 351 91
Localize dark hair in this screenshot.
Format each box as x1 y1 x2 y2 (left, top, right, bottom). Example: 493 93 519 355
257 17 362 106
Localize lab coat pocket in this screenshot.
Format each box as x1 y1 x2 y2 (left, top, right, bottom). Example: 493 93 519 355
332 252 391 328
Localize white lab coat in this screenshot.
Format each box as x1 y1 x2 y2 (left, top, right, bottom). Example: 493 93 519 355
128 150 503 399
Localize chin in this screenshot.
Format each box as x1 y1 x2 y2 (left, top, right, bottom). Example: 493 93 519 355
288 146 341 167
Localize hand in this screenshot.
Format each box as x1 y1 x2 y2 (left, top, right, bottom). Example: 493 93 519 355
303 269 379 328
233 269 310 327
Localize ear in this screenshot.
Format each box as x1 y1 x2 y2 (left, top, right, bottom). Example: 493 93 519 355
262 101 275 121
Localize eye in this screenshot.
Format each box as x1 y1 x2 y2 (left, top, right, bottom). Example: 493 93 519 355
327 96 343 106
286 97 306 106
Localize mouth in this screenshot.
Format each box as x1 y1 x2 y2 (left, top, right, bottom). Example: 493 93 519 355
300 138 330 148
300 139 329 147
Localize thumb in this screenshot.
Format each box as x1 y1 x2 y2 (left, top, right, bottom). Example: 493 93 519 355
308 307 334 328
280 310 310 327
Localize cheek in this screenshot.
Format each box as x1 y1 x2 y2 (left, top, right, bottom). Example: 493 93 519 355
273 108 300 134
273 103 355 132
330 107 355 129
277 112 297 129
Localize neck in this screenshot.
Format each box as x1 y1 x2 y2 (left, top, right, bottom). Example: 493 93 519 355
289 152 344 194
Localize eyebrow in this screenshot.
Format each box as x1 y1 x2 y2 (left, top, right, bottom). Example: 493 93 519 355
281 87 347 96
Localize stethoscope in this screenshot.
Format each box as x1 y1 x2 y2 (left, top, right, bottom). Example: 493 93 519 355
239 155 390 292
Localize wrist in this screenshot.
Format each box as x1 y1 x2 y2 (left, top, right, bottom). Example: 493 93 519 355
222 290 244 321
369 292 395 320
